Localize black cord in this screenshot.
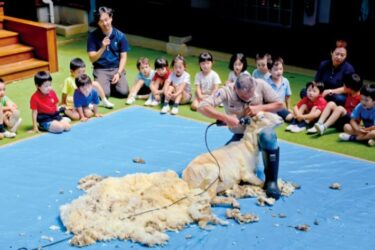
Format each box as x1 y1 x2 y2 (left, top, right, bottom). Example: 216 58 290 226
18 235 72 250
204 122 223 180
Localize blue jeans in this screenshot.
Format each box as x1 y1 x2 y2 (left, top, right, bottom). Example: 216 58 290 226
277 109 291 121
225 127 278 151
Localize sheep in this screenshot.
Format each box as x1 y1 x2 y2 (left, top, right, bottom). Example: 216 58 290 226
182 112 284 207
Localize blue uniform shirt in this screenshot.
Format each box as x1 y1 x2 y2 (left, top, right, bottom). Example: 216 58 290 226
315 60 355 90
87 27 130 69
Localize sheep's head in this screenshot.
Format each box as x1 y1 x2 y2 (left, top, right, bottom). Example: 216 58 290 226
243 112 283 142
251 112 283 130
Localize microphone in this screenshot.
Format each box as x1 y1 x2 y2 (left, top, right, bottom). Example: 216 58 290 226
216 117 251 126
105 35 110 51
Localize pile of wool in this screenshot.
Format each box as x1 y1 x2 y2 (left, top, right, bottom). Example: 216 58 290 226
60 171 225 247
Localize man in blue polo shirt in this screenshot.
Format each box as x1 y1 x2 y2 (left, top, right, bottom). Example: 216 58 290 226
87 6 129 98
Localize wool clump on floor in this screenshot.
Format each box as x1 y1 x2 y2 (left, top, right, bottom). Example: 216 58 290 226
60 172 297 247
60 171 226 247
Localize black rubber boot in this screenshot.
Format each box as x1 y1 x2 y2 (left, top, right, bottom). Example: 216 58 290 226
262 148 281 200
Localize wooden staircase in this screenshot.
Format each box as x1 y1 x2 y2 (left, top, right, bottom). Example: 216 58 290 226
0 2 58 83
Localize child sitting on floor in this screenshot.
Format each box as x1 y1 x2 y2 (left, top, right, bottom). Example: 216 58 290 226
309 73 362 135
252 52 271 81
266 56 293 122
74 74 103 122
126 57 155 105
339 82 375 146
149 57 171 106
161 55 192 115
286 81 327 133
191 51 221 111
0 105 16 139
0 79 22 133
225 52 250 85
30 71 71 133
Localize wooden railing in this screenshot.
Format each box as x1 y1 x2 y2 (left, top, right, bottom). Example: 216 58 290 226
2 16 58 72
0 1 58 74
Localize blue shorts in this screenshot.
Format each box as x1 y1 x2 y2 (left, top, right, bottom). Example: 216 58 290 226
38 121 53 131
277 109 291 121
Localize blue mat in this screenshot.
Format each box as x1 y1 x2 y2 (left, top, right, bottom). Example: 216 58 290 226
0 107 374 250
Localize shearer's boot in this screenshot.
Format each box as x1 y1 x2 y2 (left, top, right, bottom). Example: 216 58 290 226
262 148 281 200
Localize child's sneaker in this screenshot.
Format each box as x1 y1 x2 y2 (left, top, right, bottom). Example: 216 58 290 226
126 96 135 105
285 124 296 131
10 118 22 133
102 98 114 108
171 106 179 115
368 139 375 147
151 99 160 106
307 126 317 134
339 133 351 141
144 95 153 106
314 122 326 135
290 126 306 133
160 104 170 114
3 130 16 138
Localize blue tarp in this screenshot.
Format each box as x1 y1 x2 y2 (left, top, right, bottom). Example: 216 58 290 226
0 107 374 250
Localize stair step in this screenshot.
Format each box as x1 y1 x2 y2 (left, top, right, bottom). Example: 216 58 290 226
0 58 49 82
0 29 19 46
0 44 34 65
0 29 18 38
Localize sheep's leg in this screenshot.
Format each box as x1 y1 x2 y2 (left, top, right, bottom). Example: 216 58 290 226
245 175 263 186
212 196 240 209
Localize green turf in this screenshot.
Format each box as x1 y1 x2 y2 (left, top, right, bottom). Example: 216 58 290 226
1 35 374 162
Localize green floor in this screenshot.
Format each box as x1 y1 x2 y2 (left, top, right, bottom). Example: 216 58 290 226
1 34 374 162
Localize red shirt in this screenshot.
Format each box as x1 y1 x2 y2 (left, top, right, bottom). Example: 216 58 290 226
344 94 361 115
152 69 171 82
30 90 59 114
297 96 327 112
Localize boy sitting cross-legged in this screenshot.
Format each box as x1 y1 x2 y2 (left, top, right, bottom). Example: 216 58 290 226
74 74 103 122
0 79 22 134
0 105 16 139
286 81 327 133
125 57 155 105
339 82 375 146
30 71 71 134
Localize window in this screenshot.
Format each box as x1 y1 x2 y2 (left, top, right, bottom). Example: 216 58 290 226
212 0 294 28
